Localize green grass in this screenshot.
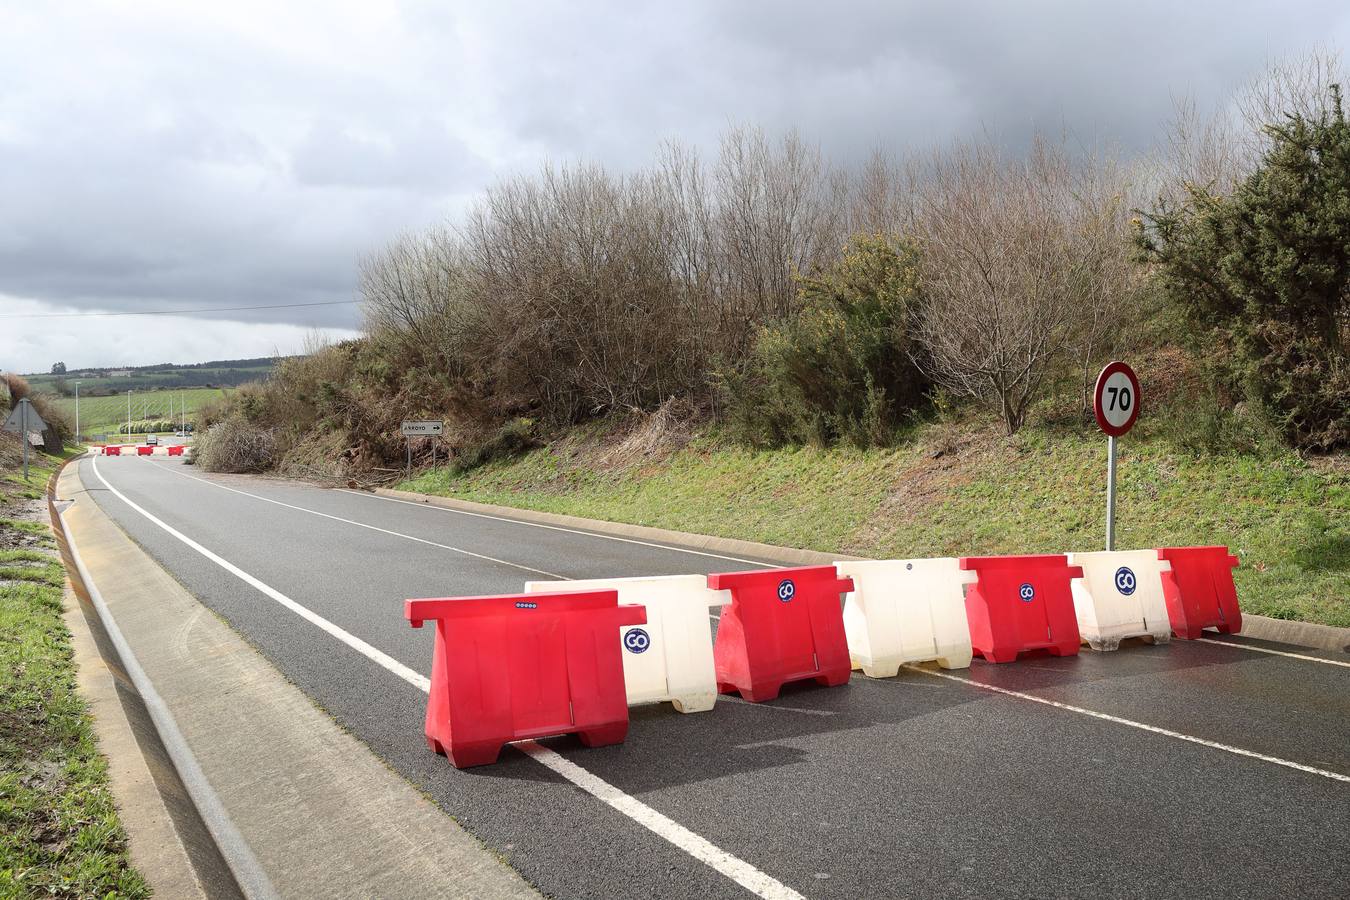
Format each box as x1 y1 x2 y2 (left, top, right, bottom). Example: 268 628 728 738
402 424 1349 628
50 387 225 437
0 453 149 897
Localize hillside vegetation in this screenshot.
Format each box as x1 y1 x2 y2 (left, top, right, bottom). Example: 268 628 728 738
403 394 1348 628
193 55 1347 625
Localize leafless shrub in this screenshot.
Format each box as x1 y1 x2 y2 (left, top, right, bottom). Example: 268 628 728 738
914 135 1137 433
1156 46 1346 199
193 418 278 473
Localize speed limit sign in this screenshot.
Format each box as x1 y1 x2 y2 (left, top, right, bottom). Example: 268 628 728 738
1095 361 1140 551
1094 361 1140 438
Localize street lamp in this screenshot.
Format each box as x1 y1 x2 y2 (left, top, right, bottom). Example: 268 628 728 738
74 381 81 442
127 389 132 439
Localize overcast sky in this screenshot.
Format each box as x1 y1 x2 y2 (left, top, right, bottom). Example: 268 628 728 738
3 1 1348 374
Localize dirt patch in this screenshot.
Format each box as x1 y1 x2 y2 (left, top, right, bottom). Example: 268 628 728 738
846 421 1005 551
596 399 698 470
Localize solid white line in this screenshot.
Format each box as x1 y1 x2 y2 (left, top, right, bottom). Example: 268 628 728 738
1195 637 1350 669
519 744 804 899
91 457 805 900
93 456 432 691
904 665 1350 784
337 487 780 569
151 461 563 579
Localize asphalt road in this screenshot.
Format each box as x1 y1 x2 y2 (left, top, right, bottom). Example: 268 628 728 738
77 455 1350 900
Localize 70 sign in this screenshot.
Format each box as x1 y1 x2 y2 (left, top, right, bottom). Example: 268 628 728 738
1094 361 1140 438
1094 361 1141 551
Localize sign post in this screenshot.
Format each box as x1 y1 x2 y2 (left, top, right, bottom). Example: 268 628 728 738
1093 362 1141 551
19 398 30 480
400 420 445 482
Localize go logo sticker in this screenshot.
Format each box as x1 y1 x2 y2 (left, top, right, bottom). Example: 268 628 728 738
1018 583 1036 603
623 628 651 654
1114 566 1137 596
777 579 796 602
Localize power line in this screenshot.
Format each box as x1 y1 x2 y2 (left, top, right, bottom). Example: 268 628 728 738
0 299 360 320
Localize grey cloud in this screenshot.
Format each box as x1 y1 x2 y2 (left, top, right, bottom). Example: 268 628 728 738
1 0 1349 370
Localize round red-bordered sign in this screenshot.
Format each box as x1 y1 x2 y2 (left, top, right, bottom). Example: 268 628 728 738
1094 361 1140 437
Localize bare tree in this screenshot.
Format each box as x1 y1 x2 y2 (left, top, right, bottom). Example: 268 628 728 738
1154 46 1346 201
915 135 1127 433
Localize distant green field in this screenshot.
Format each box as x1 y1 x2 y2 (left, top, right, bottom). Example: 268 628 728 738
51 387 226 436
27 366 272 394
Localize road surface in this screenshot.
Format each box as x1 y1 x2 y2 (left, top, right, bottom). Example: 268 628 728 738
76 455 1350 899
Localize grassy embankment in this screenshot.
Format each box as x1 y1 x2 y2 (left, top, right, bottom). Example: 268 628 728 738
0 441 149 897
403 418 1349 628
51 386 224 438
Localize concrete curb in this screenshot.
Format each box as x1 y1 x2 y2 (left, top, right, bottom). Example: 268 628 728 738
50 457 264 899
372 487 869 566
1239 614 1350 653
63 460 540 899
370 487 1350 654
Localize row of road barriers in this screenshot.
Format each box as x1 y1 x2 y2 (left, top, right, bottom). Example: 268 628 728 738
407 546 1242 768
92 444 185 456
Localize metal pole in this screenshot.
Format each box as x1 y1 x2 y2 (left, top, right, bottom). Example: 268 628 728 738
20 398 29 480
74 382 81 440
127 390 132 438
406 440 412 483
1105 434 1117 551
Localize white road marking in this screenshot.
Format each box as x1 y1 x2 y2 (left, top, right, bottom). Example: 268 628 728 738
91 457 806 900
904 665 1350 784
1195 637 1350 669
520 745 804 900
337 487 780 568
92 457 431 690
150 461 564 579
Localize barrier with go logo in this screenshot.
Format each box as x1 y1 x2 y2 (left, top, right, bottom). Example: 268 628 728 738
835 558 975 676
1067 549 1172 650
960 555 1083 663
525 574 730 713
405 589 645 768
707 565 853 702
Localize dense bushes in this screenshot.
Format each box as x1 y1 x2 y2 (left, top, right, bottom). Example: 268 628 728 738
1137 86 1350 452
118 420 177 434
195 56 1348 476
723 234 929 447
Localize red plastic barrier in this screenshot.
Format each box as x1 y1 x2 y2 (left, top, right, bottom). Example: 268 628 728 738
104 445 121 456
1157 546 1241 640
709 565 854 702
136 445 153 456
167 445 184 456
961 555 1083 663
406 590 645 768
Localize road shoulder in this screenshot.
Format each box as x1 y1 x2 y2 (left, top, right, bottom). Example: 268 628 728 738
60 461 539 899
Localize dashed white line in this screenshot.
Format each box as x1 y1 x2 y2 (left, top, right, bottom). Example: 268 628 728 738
151 461 564 579
337 487 778 568
91 456 806 900
903 665 1350 784
1195 637 1350 669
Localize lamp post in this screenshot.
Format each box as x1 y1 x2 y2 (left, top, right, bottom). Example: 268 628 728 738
127 389 132 438
74 381 82 441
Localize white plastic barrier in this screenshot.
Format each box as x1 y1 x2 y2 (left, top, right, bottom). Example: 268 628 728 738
834 558 975 676
523 574 730 713
1067 549 1173 651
